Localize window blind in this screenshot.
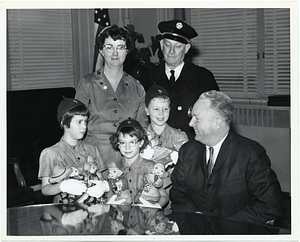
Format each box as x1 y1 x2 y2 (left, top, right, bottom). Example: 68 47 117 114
189 8 290 99
264 8 290 95
190 9 258 98
7 9 74 90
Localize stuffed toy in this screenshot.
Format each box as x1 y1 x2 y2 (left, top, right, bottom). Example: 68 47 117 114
77 156 105 204
140 130 183 173
134 164 168 205
106 164 132 205
49 165 82 204
141 131 172 164
152 163 169 189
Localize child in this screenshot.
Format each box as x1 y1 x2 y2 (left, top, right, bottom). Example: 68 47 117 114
143 85 188 171
109 118 169 208
38 98 109 203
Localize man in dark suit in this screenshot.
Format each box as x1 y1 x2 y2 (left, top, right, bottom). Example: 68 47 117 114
170 90 282 224
139 20 219 140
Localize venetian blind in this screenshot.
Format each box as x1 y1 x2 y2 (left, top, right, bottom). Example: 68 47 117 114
7 9 74 90
264 8 290 95
190 9 258 98
190 8 290 99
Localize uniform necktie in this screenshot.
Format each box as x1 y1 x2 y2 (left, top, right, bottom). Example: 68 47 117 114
169 70 175 84
207 147 214 178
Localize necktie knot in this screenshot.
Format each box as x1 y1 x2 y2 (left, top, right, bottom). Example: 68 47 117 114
169 70 175 84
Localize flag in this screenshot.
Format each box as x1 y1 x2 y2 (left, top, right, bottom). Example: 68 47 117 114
93 9 110 72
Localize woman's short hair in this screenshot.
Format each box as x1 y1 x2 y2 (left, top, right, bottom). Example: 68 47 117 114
200 90 234 124
97 24 134 52
60 105 90 129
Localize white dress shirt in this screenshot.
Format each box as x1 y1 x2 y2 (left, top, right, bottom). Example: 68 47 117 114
206 133 229 166
165 62 184 81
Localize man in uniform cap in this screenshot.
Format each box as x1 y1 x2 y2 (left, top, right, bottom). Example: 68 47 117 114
139 20 219 140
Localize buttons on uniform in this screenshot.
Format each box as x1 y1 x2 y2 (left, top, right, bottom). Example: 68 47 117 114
207 183 212 188
177 106 182 111
113 98 118 101
114 110 118 113
129 179 132 182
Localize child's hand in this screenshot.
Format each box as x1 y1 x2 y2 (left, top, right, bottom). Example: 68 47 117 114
60 179 87 195
138 197 161 208
106 194 126 205
86 180 109 198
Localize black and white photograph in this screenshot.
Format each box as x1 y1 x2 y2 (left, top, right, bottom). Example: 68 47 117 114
1 1 298 241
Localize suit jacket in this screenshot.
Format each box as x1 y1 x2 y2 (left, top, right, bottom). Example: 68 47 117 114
170 130 282 224
139 61 219 140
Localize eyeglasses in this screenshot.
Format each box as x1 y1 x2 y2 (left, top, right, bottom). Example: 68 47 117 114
117 140 139 148
102 44 127 53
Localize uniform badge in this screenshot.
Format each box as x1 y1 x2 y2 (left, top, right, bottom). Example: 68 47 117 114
176 22 183 29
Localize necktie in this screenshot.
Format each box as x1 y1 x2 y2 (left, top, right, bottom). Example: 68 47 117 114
169 70 175 84
207 147 214 178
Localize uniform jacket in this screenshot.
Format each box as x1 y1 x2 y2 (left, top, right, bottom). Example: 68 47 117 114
170 130 282 224
75 69 148 165
140 61 219 140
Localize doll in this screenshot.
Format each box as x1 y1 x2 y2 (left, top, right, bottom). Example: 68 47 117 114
49 165 82 204
77 156 104 204
141 131 172 164
106 165 132 205
134 162 171 205
133 167 160 205
152 162 169 189
141 130 180 172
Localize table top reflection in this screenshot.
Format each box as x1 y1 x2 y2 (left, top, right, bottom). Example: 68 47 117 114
7 203 290 236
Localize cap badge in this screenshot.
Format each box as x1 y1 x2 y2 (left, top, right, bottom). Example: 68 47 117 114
176 22 183 29
127 120 131 124
73 100 78 103
158 89 163 94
